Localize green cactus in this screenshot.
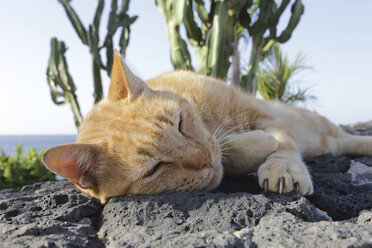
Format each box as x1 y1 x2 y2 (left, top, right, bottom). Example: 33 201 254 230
156 0 193 70
156 0 304 94
46 38 83 127
241 0 305 93
46 0 137 127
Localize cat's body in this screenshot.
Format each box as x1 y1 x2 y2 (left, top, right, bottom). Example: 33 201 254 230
148 70 343 160
43 51 372 204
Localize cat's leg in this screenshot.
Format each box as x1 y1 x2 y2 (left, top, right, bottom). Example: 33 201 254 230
257 121 313 195
222 130 279 175
333 134 372 157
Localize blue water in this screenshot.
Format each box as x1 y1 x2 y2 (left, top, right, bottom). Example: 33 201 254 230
0 135 76 155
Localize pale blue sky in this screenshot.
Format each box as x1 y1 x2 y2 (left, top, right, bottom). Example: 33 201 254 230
0 0 371 135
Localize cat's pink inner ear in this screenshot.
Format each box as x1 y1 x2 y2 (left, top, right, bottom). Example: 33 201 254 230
42 144 97 183
43 145 81 180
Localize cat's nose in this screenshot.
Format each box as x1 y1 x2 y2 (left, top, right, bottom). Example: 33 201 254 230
183 146 212 170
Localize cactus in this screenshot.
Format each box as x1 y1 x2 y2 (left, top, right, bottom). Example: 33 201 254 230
156 0 193 70
240 0 305 93
46 0 137 127
156 0 304 94
46 38 83 127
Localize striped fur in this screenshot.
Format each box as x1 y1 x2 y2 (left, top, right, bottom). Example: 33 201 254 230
43 52 372 204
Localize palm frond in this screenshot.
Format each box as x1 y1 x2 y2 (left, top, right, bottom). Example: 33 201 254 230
257 43 315 106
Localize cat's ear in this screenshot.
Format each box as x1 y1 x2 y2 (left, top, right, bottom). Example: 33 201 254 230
108 50 147 101
42 144 101 189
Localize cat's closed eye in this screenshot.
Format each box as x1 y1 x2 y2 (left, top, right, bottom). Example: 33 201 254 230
178 114 184 134
144 162 163 178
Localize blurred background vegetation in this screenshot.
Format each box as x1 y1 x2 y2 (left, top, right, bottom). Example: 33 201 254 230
0 145 56 191
257 42 315 105
2 0 314 190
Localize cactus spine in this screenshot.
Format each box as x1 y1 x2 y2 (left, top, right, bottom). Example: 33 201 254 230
46 0 137 127
156 0 304 94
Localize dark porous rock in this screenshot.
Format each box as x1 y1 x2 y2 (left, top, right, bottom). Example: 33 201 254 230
354 156 372 167
105 228 245 248
357 210 372 224
0 181 103 248
252 212 372 248
341 120 372 136
98 192 328 247
1 122 372 247
154 230 246 248
305 155 372 220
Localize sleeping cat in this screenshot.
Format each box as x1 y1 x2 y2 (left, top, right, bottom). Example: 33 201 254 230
43 51 372 204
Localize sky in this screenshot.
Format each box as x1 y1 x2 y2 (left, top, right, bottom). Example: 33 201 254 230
0 0 371 135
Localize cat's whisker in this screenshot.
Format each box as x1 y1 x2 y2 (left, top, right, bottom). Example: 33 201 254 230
217 121 256 144
218 122 267 149
212 110 252 138
213 112 241 138
220 145 252 152
219 134 248 148
218 125 246 143
217 119 266 144
215 111 259 138
215 119 250 142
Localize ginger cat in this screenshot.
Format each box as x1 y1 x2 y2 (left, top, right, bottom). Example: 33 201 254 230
43 51 372 204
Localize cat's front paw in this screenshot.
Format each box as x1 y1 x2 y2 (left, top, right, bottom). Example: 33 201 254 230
257 156 313 195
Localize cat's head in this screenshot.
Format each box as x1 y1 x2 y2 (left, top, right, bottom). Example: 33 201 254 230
43 51 222 204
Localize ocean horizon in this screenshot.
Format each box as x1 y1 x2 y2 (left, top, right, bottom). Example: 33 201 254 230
0 135 77 155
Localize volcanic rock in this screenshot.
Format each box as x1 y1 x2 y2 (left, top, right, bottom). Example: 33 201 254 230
1 122 371 247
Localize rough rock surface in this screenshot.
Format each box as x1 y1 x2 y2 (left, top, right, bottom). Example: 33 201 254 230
99 192 329 247
341 120 372 136
0 181 103 248
1 122 372 247
250 212 372 247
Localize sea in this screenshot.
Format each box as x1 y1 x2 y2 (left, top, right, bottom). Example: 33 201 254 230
0 135 77 155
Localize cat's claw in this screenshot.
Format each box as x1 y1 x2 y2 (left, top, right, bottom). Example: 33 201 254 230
262 178 303 194
263 179 268 192
279 177 284 194
294 182 299 192
258 157 313 195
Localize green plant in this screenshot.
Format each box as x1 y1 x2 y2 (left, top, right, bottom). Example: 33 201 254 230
46 0 137 127
0 145 56 191
156 0 304 93
257 43 315 104
47 38 83 127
